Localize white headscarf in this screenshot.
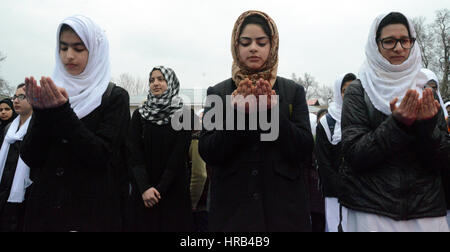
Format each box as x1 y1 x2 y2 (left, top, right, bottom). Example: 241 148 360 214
421 68 448 118
0 116 33 203
320 73 347 145
309 113 317 137
359 13 428 115
445 102 450 113
52 15 111 119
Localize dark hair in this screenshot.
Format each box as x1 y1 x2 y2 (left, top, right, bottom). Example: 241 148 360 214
17 83 25 90
376 12 412 41
0 99 14 109
60 24 75 35
239 14 272 39
316 109 328 123
341 73 357 91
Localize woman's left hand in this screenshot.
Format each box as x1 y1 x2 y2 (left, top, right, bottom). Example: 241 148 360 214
255 78 277 111
417 88 440 121
39 77 69 108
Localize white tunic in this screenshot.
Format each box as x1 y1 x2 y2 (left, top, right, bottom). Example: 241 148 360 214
346 209 450 232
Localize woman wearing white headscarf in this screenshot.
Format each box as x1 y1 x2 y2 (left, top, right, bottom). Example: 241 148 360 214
315 73 356 232
22 15 130 232
421 68 448 119
340 12 450 232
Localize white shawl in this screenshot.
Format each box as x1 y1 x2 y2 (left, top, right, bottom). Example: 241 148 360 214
0 116 32 203
52 15 111 119
359 13 427 115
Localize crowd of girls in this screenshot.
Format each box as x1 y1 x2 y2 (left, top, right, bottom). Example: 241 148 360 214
0 10 448 232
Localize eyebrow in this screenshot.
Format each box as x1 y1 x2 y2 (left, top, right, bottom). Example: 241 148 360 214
59 41 85 47
380 35 411 39
240 36 269 40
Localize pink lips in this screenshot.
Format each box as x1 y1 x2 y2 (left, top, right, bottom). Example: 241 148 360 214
66 64 77 69
248 56 261 62
391 56 404 60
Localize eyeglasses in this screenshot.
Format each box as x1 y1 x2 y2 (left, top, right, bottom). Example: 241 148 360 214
377 37 416 50
238 37 270 47
12 94 27 101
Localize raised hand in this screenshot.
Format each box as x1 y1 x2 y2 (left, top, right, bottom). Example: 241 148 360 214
390 89 420 127
39 77 68 108
231 78 258 114
231 78 277 114
255 78 277 111
25 76 69 109
417 88 440 121
25 76 44 109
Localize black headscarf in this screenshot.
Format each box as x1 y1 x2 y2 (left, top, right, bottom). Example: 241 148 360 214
0 98 18 128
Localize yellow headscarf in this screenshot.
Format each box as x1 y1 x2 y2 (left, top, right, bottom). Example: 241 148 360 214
231 10 279 87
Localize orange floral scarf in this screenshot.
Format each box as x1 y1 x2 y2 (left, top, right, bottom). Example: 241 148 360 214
231 10 279 87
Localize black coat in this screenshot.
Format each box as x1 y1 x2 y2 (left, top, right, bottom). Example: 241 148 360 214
340 80 450 220
128 109 193 232
315 121 343 198
0 114 17 144
199 77 314 232
20 85 130 232
0 120 32 232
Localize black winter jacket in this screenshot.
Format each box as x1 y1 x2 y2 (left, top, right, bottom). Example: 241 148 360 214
340 80 450 220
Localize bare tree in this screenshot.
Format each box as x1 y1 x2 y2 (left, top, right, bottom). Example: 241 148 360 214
412 17 436 69
114 73 148 96
0 52 13 98
292 72 333 105
316 85 334 106
292 72 319 100
433 9 450 101
412 9 450 101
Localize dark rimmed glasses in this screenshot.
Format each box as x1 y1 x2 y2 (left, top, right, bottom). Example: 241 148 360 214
377 37 416 50
12 94 27 101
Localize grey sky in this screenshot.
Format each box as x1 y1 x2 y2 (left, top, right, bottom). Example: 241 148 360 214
0 0 447 93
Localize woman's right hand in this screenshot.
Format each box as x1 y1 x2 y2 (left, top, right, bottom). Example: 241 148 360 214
25 76 69 109
142 187 161 208
390 89 420 127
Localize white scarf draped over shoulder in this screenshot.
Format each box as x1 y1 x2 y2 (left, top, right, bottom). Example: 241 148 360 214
320 73 347 145
52 15 111 119
359 13 428 115
0 116 33 203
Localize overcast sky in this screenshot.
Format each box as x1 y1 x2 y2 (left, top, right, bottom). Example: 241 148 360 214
0 0 447 93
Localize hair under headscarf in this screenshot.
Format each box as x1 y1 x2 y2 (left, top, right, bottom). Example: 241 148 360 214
0 99 17 124
139 66 184 125
231 10 279 87
359 12 427 116
52 15 111 119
